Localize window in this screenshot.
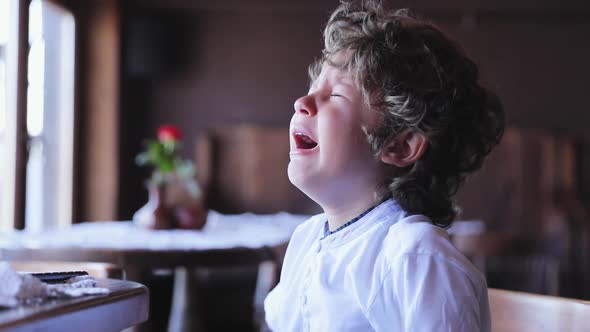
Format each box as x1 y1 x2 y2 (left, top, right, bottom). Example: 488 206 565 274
25 0 76 231
0 0 76 231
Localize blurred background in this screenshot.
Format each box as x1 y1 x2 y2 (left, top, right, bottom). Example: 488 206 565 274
1 0 590 330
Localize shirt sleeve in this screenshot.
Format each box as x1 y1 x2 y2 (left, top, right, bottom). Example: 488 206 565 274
366 253 487 332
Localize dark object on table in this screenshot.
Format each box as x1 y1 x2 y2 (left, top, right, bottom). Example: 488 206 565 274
31 271 89 284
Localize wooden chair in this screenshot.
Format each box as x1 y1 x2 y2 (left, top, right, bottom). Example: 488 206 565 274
489 288 590 332
9 261 124 279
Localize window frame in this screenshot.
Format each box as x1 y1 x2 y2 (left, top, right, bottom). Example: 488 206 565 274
1 0 30 230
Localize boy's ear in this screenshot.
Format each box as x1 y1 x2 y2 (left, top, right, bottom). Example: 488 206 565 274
379 129 428 167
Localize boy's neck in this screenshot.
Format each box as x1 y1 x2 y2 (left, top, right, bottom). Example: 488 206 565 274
323 193 383 232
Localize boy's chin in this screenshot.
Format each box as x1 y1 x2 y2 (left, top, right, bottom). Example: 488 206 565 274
287 169 309 192
287 169 321 200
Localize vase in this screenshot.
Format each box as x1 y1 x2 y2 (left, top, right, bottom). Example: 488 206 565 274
173 199 208 230
133 180 209 230
132 184 174 229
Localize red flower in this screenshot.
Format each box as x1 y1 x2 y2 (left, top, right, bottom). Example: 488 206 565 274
157 124 182 142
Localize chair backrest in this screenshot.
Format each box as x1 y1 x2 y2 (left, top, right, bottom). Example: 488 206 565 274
489 288 590 332
195 125 320 214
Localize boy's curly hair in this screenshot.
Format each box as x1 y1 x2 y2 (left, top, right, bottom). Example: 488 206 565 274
310 1 505 227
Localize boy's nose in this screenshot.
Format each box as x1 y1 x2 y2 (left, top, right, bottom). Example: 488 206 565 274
293 95 317 116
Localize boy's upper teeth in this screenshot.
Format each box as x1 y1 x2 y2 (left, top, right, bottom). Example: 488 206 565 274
294 132 318 149
301 135 314 143
296 132 316 142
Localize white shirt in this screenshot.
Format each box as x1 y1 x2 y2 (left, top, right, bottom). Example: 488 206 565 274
264 198 490 332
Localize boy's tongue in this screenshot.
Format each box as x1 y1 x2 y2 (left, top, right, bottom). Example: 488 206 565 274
296 133 318 149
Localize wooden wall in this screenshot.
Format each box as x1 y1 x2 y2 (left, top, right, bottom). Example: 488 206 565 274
65 0 121 222
69 0 590 222
112 0 590 219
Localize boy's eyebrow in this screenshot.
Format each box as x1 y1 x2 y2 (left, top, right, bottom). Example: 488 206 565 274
335 79 354 88
332 76 356 91
308 66 356 92
332 70 355 87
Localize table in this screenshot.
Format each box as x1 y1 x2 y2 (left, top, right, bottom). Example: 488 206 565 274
0 279 149 332
0 211 308 331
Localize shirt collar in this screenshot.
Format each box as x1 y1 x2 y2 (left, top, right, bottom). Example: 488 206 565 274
322 203 380 239
317 198 409 249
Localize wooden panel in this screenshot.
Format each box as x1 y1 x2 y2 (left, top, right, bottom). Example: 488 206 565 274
196 125 320 214
457 128 582 234
79 0 121 221
456 128 590 298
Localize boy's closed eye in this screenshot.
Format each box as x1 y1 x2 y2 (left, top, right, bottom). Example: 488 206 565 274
330 89 352 99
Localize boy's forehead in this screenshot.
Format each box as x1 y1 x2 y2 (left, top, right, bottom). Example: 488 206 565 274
313 62 355 87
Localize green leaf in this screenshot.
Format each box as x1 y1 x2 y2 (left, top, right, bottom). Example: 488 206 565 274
159 158 175 172
148 142 164 165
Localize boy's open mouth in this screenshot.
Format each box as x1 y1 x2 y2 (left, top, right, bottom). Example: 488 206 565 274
294 133 318 150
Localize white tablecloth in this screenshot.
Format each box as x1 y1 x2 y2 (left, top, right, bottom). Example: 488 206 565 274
0 211 310 251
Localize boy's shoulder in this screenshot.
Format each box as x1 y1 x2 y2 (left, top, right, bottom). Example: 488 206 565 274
384 215 453 254
380 215 484 281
